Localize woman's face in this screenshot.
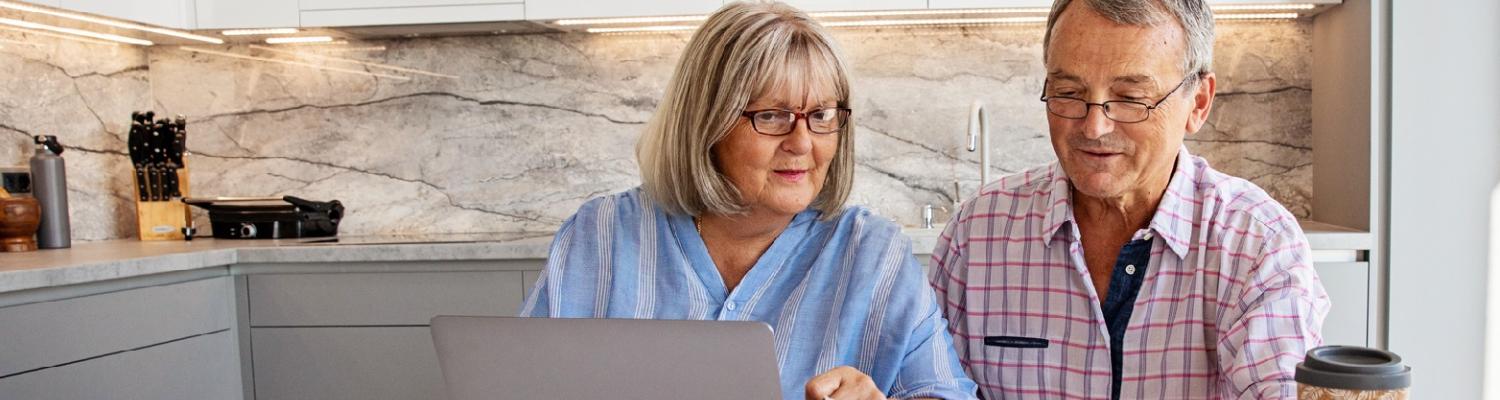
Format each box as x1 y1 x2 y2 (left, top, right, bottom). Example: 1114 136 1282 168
712 82 841 218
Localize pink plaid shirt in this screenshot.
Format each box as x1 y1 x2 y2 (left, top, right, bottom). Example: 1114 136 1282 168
930 147 1330 399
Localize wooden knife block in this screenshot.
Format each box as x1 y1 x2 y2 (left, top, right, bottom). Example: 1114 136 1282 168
133 167 190 241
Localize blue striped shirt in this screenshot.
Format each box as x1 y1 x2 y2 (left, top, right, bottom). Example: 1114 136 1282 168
519 188 978 400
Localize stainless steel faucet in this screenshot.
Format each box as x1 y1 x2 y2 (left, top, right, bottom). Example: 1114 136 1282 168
921 204 949 229
967 99 992 189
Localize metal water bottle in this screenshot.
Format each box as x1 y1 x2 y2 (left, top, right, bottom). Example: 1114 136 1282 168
30 135 70 249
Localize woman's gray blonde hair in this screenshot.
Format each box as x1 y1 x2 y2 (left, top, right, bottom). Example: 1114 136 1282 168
635 1 854 219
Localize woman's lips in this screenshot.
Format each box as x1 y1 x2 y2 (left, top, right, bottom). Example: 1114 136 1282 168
773 169 808 182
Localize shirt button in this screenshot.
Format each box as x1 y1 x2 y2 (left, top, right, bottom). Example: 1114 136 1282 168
1125 265 1137 275
1143 231 1154 241
725 301 737 311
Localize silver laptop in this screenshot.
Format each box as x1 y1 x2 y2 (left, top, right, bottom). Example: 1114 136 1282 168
430 316 783 400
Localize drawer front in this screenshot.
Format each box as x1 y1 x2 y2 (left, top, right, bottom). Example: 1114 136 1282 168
249 271 525 326
0 330 240 400
252 327 444 400
0 277 233 377
1314 262 1370 347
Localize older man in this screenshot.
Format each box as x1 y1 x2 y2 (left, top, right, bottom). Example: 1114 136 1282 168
929 0 1329 398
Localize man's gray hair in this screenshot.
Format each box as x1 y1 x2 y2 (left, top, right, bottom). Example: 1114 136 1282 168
1043 0 1216 77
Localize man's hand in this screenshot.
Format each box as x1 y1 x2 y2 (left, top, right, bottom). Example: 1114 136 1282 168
805 366 886 400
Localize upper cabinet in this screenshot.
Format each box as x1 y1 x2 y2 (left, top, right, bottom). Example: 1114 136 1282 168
928 0 1052 9
195 0 298 29
777 0 925 12
35 0 1343 31
58 0 196 29
299 0 523 27
930 0 1340 8
525 0 720 20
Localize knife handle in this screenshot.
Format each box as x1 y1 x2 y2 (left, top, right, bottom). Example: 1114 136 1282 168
136 168 149 201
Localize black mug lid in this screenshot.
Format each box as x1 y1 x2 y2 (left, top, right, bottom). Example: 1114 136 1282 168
1295 345 1411 391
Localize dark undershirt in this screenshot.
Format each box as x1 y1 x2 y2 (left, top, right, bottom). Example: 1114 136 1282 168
1101 237 1153 400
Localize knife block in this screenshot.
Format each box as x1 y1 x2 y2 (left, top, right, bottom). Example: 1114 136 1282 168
132 167 190 241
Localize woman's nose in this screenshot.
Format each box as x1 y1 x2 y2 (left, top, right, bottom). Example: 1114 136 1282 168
780 122 814 155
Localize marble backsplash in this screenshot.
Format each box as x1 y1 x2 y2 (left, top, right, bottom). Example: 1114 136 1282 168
0 20 1311 241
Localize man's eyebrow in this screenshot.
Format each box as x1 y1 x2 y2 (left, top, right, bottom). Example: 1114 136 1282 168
1047 71 1082 82
1114 74 1158 85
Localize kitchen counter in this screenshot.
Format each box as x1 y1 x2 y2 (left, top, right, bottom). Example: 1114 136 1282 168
0 220 1370 295
0 233 555 294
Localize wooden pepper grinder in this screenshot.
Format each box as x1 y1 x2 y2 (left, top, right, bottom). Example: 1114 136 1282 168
0 188 42 252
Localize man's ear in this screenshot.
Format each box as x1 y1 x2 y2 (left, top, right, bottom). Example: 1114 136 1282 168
1183 72 1216 136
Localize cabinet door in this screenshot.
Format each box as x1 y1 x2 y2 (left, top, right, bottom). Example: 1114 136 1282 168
927 0 1049 9
780 0 925 12
58 0 196 29
248 271 527 326
252 327 444 400
0 277 233 377
1313 262 1370 347
0 331 241 400
300 3 523 27
196 0 298 29
302 0 513 9
525 0 722 20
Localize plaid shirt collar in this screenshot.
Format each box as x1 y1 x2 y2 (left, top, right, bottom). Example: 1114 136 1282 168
1039 146 1197 258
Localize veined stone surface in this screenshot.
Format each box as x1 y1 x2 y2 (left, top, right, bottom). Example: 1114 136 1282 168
1 20 1312 240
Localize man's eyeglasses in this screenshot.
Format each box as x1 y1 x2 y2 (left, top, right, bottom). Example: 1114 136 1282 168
740 107 851 136
1039 74 1198 123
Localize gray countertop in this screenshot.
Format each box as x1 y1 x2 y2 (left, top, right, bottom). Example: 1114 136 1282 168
0 220 1371 295
0 233 555 294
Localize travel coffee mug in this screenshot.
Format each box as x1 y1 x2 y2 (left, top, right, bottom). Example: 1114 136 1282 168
1296 345 1411 399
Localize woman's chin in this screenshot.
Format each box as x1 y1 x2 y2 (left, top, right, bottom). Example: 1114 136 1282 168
756 195 816 216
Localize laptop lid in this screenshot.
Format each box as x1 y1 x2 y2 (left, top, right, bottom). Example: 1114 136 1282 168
430 316 783 400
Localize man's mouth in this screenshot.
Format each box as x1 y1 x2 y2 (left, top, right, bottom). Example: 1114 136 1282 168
1078 149 1123 159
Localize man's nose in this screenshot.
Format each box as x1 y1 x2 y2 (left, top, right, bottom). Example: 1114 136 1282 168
1080 104 1114 140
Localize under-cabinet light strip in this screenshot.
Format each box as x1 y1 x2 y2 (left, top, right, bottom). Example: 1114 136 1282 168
180 46 411 82
0 1 222 44
0 16 151 45
248 44 458 79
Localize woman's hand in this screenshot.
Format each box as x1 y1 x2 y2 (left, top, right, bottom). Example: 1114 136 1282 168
804 366 886 400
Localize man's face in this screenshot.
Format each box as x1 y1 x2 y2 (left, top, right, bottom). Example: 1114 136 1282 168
1044 4 1212 200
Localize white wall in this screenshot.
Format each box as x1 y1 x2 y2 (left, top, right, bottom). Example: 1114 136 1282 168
1387 0 1500 397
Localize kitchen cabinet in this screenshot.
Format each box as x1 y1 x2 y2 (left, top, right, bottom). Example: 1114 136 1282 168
0 276 233 377
0 275 241 399
928 0 1341 9
0 331 241 400
58 0 197 29
238 264 538 399
1313 262 1369 347
524 269 542 298
769 0 926 13
298 0 523 27
524 0 721 20
252 327 445 400
246 271 527 326
195 0 299 29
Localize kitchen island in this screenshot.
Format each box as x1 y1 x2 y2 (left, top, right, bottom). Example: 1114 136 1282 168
0 221 1372 400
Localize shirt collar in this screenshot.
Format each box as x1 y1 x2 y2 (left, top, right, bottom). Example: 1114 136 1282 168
1040 146 1199 259
1145 146 1199 258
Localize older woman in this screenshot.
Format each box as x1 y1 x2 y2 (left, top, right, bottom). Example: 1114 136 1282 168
519 2 977 399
